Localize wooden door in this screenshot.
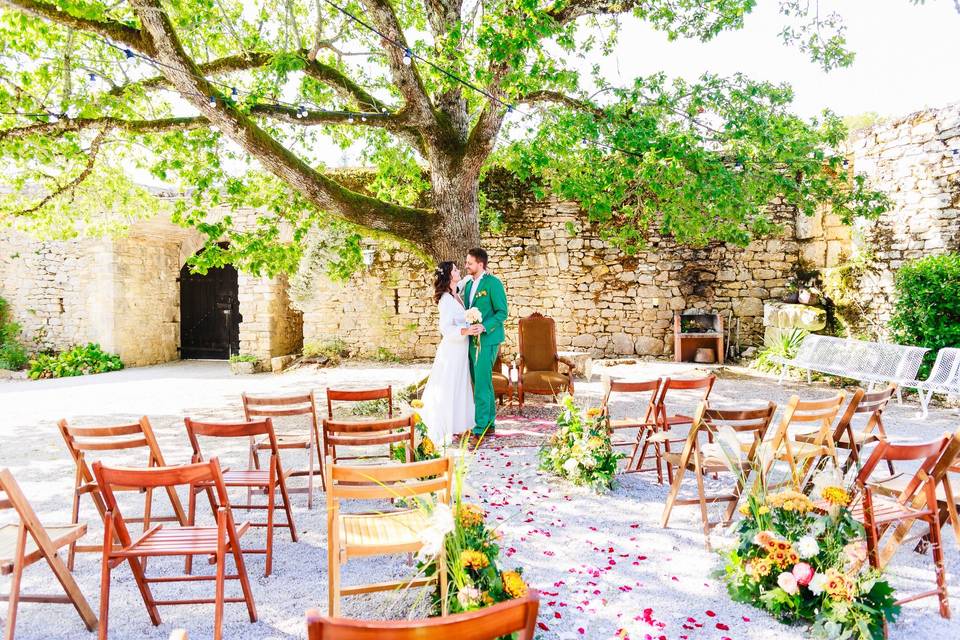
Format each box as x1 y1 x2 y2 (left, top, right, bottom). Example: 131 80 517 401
179 264 240 359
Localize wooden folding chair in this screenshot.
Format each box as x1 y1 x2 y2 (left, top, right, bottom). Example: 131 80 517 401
797 385 897 474
242 391 323 508
57 417 188 570
93 459 257 640
599 377 660 467
184 418 297 577
660 402 777 549
326 455 453 616
326 387 394 419
0 469 96 639
638 375 716 484
841 436 952 618
323 416 415 465
871 428 960 562
306 591 540 639
765 393 845 490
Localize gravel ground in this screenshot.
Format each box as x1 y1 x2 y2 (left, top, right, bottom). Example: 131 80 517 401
1 359 958 639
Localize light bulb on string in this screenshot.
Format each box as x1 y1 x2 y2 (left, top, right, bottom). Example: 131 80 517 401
231 87 238 99
402 49 412 65
209 96 217 107
87 73 96 83
361 115 367 122
124 49 134 60
347 116 354 123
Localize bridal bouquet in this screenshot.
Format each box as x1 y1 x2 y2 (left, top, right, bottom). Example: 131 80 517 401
464 307 483 362
539 394 623 493
720 473 899 639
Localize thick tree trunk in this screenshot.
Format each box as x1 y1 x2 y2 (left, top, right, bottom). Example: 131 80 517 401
425 159 482 264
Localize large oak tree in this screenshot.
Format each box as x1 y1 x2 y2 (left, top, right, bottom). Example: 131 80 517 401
0 0 924 274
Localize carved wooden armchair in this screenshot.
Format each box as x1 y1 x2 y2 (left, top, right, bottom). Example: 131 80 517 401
517 313 575 413
492 352 514 406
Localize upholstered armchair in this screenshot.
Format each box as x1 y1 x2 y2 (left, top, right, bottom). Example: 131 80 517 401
517 313 575 412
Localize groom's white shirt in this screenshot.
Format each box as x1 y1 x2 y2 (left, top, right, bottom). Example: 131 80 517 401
468 271 485 306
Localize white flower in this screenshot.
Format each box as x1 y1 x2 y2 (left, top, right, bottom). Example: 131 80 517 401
464 308 483 324
582 456 597 469
797 535 820 559
777 571 799 595
417 502 454 561
457 586 482 608
809 572 828 596
562 458 580 475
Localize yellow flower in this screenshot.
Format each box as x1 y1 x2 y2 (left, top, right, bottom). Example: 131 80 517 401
481 591 495 606
766 490 814 513
458 503 486 528
461 550 490 571
758 506 770 515
411 412 422 424
411 399 424 409
750 557 772 578
782 500 795 512
739 504 751 516
502 571 528 598
420 436 436 457
586 407 603 419
822 486 852 507
824 568 854 600
587 436 604 450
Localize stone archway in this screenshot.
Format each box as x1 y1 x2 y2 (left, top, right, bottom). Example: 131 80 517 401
179 246 240 359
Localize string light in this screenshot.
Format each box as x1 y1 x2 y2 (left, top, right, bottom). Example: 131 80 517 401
402 49 412 66
231 87 238 98
208 95 217 107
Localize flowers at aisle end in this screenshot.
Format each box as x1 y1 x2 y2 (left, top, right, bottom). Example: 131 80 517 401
502 571 529 599
538 394 624 493
418 502 455 562
719 467 898 639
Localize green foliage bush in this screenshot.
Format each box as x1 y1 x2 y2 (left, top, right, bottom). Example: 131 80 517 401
228 353 258 363
889 253 960 378
28 343 123 380
751 329 808 373
0 297 28 371
303 338 350 364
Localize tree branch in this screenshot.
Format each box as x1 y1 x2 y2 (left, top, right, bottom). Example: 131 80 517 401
0 116 205 141
518 90 604 117
0 0 149 53
127 0 434 244
14 130 105 216
547 0 639 24
358 0 435 124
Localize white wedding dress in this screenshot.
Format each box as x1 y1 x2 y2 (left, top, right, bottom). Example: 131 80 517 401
420 291 475 447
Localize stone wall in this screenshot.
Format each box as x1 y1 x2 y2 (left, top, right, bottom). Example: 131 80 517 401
293 191 815 360
822 103 960 339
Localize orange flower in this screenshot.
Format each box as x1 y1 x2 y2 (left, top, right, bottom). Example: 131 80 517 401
457 503 486 528
502 571 528 598
461 550 489 571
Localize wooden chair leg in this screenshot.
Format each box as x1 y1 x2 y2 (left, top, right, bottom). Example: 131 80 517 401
39 533 98 632
694 456 711 551
660 463 687 528
928 514 950 618
185 486 197 575
68 469 82 571
306 442 315 510
214 511 226 640
265 478 275 578
328 548 341 617
97 552 110 640
5 523 27 640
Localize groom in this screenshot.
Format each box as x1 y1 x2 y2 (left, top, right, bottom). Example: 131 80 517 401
462 247 508 437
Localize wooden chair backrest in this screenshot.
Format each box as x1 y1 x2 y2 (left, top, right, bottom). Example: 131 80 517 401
322 415 415 450
833 385 895 439
326 387 393 419
872 429 960 502
702 402 778 443
93 459 232 536
242 392 318 431
518 312 558 373
184 417 280 462
0 469 37 529
306 591 540 640
59 416 166 466
325 455 453 502
600 377 661 423
656 375 716 421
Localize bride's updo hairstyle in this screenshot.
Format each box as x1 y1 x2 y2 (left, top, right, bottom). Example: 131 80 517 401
433 261 455 303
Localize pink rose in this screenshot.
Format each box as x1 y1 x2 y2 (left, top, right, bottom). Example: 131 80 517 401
792 562 815 586
777 571 799 595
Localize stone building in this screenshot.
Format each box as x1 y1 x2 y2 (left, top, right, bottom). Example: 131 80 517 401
1 103 957 368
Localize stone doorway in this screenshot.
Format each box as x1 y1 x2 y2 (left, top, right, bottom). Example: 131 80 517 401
179 257 241 359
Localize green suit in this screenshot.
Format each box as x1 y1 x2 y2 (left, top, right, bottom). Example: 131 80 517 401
463 273 508 435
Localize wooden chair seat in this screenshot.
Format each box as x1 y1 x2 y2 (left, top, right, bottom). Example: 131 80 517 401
119 523 250 557
777 440 829 460
849 494 934 525
256 434 311 449
340 509 430 555
194 469 294 487
797 429 879 446
662 414 695 427
520 370 571 392
871 473 960 504
0 524 87 575
663 450 741 473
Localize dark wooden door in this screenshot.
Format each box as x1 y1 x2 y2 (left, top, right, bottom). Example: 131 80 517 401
179 264 240 359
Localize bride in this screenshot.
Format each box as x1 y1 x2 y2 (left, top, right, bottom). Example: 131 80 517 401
419 261 475 447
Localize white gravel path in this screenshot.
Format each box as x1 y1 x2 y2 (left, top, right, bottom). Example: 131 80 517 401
1 359 958 639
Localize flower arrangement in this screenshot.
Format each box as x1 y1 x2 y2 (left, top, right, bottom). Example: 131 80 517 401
464 307 483 363
391 399 439 462
417 449 528 615
721 476 899 639
538 394 623 493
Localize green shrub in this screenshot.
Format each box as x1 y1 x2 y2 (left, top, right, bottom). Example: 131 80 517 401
303 338 350 364
0 297 28 370
889 253 960 378
371 346 400 362
228 353 258 363
750 328 808 373
28 343 123 379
